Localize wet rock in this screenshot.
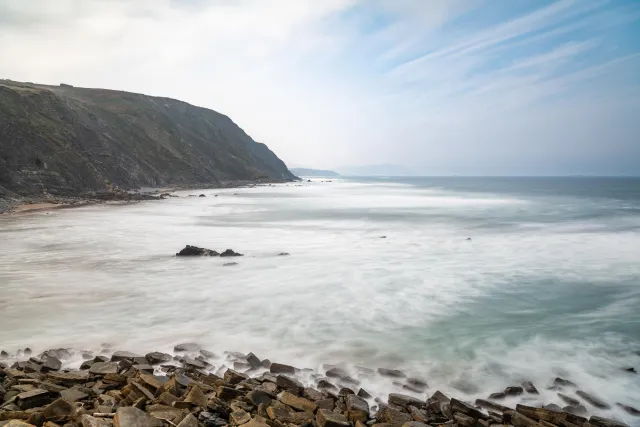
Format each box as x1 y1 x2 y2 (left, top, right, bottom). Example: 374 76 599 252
245 353 261 369
261 359 271 369
576 390 610 409
504 386 523 396
80 360 94 370
521 381 539 394
16 389 50 410
223 262 238 267
199 194 206 197
489 392 506 400
375 406 412 425
617 403 640 416
317 409 350 427
563 404 587 415
182 357 206 370
145 352 172 365
41 357 62 372
220 249 243 257
176 246 219 256
114 406 163 427
303 387 323 401
558 393 580 406
89 362 119 375
270 363 295 374
276 375 303 395
475 399 510 413
543 403 561 411
552 377 577 388
407 406 427 423
378 368 405 378
110 351 142 362
450 398 484 420
405 378 427 391
357 388 372 399
588 415 630 427
174 343 201 352
511 411 542 427
94 355 109 363
346 394 370 423
43 398 76 421
278 253 290 256
326 367 348 379
355 366 375 376
388 394 423 409
623 367 636 374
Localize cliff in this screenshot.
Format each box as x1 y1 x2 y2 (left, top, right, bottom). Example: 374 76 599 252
0 80 294 198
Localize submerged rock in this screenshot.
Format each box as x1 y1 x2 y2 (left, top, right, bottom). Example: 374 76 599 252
220 249 243 257
176 245 219 256
576 390 610 409
521 381 539 394
378 368 406 378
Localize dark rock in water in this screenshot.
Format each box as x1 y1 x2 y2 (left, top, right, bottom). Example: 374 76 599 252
176 245 219 256
521 381 539 394
277 375 304 395
588 415 629 427
220 249 243 257
406 377 428 390
326 367 349 379
380 236 387 239
544 403 562 411
23 348 32 356
388 393 424 408
223 262 238 267
270 362 296 374
146 352 172 365
182 356 206 369
553 377 577 388
278 252 290 256
199 194 206 197
617 403 640 416
317 379 337 390
450 398 485 420
489 392 506 400
623 367 636 374
558 393 580 406
576 390 610 409
378 368 406 378
224 369 248 385
111 350 141 362
356 388 372 399
475 399 510 413
42 356 62 371
79 360 94 370
504 386 523 396
261 359 272 369
0 350 8 358
174 343 201 352
245 352 261 368
402 383 424 394
200 349 216 359
563 404 587 415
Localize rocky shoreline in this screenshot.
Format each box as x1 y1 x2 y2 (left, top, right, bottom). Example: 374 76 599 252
0 345 636 427
0 179 295 215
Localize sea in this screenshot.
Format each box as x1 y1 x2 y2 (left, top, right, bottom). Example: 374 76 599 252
1 176 639 424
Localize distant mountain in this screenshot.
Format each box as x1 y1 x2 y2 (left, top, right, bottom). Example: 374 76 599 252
290 168 340 177
336 164 415 177
0 80 294 198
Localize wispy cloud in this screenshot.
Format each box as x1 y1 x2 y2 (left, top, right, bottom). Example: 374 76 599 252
0 0 638 175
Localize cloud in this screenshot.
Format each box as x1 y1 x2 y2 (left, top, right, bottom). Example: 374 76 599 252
0 0 638 175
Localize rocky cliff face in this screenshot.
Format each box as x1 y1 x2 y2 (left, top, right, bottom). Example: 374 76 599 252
0 80 294 198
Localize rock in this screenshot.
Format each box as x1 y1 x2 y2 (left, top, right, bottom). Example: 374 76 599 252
199 194 206 197
316 409 350 427
42 357 62 372
623 367 636 374
110 351 142 362
552 377 577 388
278 253 290 256
176 414 199 427
303 387 323 401
16 389 50 410
145 352 172 365
220 249 243 257
317 379 337 390
176 246 219 256
59 389 88 402
326 367 348 379
375 406 412 425
80 360 94 370
576 390 610 409
588 415 630 427
218 386 244 400
357 388 372 399
183 385 208 408
316 398 335 411
563 404 587 415
558 393 580 406
617 403 640 416
346 394 370 422
355 366 375 376
89 362 119 375
515 404 587 426
388 394 423 409
543 403 561 411
43 398 76 421
504 386 523 396
223 262 238 267
270 363 296 374
405 378 427 390
80 414 112 427
261 359 271 369
489 392 506 400
247 390 275 407
229 410 251 426
511 411 543 427
245 353 261 368
276 375 303 395
223 369 248 385
279 391 318 412
182 357 206 370
454 413 476 427
114 406 163 427
378 368 405 378
475 399 510 413
521 381 539 394
450 398 484 420
3 421 36 427
47 371 89 385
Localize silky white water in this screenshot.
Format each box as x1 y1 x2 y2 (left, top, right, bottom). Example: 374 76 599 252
1 177 639 424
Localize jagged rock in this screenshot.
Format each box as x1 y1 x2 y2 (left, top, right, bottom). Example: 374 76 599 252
3 421 36 427
378 368 405 378
247 390 275 406
60 389 88 402
317 379 337 390
80 414 112 427
270 363 295 374
521 381 539 394
450 398 484 420
176 246 219 256
145 352 172 365
16 389 50 410
182 356 206 370
388 394 423 409
276 375 303 395
375 406 412 425
220 249 243 257
326 367 349 379
176 414 199 427
346 394 370 423
516 404 587 426
475 399 510 413
454 413 476 427
617 403 640 416
43 398 76 421
316 398 335 411
407 406 427 423
244 353 261 368
303 387 323 401
114 406 163 427
279 391 318 412
41 357 62 372
80 360 94 370
589 415 630 427
89 362 119 375
543 403 561 411
317 409 350 427
218 386 244 400
174 343 201 352
357 388 372 399
576 390 610 409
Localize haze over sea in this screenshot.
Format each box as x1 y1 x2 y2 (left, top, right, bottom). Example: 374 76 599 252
1 177 639 424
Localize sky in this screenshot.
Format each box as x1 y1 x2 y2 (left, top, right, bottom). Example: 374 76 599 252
0 0 639 176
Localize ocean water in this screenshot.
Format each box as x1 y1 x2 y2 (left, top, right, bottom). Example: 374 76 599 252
1 177 639 423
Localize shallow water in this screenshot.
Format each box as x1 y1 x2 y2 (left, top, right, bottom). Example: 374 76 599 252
1 177 639 423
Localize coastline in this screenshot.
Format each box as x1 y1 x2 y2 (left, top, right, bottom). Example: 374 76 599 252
0 178 297 216
0 345 634 427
